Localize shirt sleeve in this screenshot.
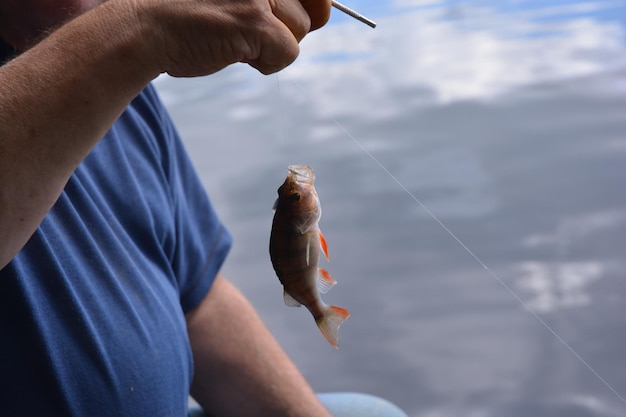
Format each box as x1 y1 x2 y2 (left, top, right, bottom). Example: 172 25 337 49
145 84 233 313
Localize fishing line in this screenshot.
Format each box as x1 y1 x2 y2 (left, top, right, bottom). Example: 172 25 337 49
274 74 289 147
331 117 626 405
286 78 626 406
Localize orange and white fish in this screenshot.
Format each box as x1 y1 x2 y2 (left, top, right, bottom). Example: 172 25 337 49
269 165 350 349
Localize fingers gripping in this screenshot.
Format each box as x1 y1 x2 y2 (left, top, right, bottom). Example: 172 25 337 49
270 0 311 41
270 0 332 38
146 0 332 77
248 0 326 74
299 0 332 31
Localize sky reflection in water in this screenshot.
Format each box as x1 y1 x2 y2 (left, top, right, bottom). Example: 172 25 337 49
156 1 626 416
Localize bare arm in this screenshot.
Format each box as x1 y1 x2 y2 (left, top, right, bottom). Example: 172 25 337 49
0 1 156 268
186 274 333 417
0 0 331 269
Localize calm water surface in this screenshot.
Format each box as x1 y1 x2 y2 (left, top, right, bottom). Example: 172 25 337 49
156 2 626 416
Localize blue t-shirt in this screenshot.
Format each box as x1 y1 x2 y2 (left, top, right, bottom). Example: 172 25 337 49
0 84 232 416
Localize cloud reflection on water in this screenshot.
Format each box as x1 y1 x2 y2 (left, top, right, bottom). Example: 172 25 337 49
288 0 626 106
156 1 626 416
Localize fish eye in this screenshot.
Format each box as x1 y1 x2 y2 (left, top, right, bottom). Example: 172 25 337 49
291 192 301 202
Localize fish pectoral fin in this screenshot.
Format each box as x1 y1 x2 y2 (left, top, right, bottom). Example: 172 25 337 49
317 268 337 294
306 236 311 266
283 291 302 307
319 230 329 261
316 306 350 349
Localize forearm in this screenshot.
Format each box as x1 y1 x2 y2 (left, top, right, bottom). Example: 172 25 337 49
186 275 333 417
0 0 158 268
0 0 331 269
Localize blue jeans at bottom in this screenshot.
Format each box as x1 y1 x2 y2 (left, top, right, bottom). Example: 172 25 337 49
188 392 408 417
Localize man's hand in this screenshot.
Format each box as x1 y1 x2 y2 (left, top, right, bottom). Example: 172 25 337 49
0 0 331 268
132 0 331 76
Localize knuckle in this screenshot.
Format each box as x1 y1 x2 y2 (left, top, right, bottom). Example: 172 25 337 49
257 42 300 74
295 12 312 39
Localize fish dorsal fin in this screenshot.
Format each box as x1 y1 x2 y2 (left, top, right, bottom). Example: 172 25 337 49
317 268 337 294
319 230 329 261
284 291 302 307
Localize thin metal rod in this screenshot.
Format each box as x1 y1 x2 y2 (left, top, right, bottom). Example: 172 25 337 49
331 1 377 28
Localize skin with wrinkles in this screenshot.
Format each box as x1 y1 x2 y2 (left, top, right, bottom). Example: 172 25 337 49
0 0 335 415
0 0 331 268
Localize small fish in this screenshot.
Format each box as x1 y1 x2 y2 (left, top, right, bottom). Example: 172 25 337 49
269 165 350 349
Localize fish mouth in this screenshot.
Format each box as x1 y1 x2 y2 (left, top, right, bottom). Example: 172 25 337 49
287 165 315 185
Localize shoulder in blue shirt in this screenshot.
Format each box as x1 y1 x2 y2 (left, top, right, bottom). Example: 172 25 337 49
0 84 232 416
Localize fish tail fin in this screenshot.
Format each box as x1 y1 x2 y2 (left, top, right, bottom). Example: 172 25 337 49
316 306 350 349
